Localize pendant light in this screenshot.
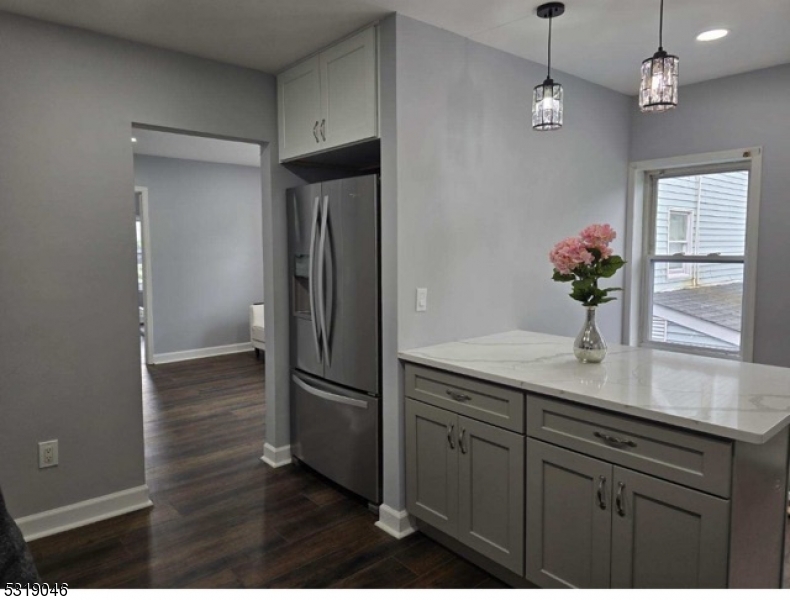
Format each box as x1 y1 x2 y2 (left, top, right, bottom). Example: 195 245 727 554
532 2 565 131
639 0 679 112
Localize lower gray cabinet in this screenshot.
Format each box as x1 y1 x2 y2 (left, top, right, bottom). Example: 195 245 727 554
405 399 458 535
527 438 730 589
526 438 613 588
406 398 525 575
610 466 730 589
457 416 524 575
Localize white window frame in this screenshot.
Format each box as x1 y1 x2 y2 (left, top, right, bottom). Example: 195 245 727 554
665 208 694 280
623 148 762 362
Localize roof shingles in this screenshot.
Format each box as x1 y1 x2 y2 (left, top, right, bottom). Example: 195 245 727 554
653 282 742 332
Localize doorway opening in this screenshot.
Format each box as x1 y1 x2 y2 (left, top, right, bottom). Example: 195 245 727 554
131 126 266 365
135 186 153 364
130 125 271 547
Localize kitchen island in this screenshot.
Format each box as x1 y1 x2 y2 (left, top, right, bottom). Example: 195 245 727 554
399 330 790 588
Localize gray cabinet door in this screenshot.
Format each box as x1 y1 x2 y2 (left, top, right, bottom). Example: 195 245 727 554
278 56 322 160
526 439 613 588
610 466 730 589
319 27 378 149
405 399 458 536
457 416 525 575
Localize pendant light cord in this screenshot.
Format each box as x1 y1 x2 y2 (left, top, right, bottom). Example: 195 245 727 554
547 13 552 78
658 0 664 50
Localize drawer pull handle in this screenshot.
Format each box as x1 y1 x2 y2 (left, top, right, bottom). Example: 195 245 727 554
447 424 455 449
446 390 471 402
313 121 320 143
459 428 467 454
597 475 607 510
616 482 626 517
594 431 637 448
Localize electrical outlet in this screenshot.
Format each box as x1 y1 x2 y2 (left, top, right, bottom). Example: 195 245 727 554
416 288 428 312
38 440 58 469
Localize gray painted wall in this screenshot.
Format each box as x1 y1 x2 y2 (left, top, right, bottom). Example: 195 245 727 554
395 17 631 352
380 15 631 512
133 155 264 355
0 11 301 518
630 64 790 367
378 14 404 516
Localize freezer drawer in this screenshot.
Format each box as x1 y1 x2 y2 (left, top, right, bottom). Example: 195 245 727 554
291 371 381 504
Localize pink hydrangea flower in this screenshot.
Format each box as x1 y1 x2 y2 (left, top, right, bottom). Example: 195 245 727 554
549 236 594 275
579 223 616 255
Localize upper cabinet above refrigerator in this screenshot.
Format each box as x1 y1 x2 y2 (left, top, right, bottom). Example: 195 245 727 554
277 26 379 162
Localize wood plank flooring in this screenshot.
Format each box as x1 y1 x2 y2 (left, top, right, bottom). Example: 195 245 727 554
27 351 500 588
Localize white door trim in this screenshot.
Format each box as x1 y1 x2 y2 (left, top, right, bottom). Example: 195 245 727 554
136 186 154 365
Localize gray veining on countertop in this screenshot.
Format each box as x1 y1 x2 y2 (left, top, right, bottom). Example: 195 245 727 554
398 330 790 444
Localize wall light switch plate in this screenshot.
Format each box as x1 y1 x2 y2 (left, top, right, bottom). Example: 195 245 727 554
38 440 58 469
416 288 428 312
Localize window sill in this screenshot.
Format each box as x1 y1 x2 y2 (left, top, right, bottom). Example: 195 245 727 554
639 340 742 362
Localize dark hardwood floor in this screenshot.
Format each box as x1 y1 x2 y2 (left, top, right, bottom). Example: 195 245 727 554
27 350 501 588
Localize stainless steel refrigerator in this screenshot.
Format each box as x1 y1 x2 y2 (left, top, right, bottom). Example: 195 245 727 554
287 174 380 504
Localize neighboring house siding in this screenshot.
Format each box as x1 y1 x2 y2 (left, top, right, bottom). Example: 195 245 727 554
652 171 748 350
652 317 738 351
654 171 748 292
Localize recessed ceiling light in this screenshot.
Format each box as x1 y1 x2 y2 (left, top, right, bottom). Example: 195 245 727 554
697 29 728 42
131 137 137 143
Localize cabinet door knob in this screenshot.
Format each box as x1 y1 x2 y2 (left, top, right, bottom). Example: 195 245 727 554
615 482 626 517
447 424 455 449
313 121 320 143
594 431 637 449
458 428 467 454
320 119 326 141
597 475 607 510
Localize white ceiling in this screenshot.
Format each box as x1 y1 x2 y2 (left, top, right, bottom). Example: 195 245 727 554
1 0 789 94
132 128 262 167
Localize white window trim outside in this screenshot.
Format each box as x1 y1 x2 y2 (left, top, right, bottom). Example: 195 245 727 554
622 147 762 362
665 208 694 280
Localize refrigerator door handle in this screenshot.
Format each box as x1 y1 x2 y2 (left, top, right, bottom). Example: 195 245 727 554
324 203 335 364
292 374 369 409
308 195 322 363
318 194 331 366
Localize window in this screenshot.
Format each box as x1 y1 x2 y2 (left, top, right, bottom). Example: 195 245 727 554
136 218 143 292
632 154 759 360
666 209 693 279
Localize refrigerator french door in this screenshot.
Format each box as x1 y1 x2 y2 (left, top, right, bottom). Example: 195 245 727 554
287 174 380 504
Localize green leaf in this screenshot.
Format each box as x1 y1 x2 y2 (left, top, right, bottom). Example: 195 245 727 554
599 256 626 278
552 271 575 282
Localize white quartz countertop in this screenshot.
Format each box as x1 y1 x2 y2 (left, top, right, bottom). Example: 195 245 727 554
398 330 790 444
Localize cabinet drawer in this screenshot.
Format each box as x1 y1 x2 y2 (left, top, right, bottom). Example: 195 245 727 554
405 364 524 433
527 396 732 498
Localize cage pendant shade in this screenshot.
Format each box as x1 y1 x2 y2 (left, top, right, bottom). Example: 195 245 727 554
532 2 565 131
532 78 563 130
640 0 678 112
639 50 678 112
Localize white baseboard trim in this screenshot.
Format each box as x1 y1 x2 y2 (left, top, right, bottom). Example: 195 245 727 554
15 485 152 542
260 443 292 468
153 342 253 364
375 504 417 539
